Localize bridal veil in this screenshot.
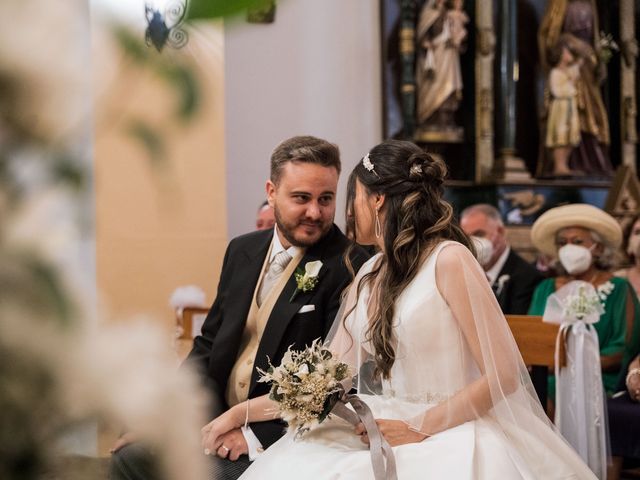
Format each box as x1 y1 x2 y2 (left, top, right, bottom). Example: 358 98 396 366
327 241 597 479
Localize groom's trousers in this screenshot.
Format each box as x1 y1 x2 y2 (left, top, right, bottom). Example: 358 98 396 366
109 442 252 480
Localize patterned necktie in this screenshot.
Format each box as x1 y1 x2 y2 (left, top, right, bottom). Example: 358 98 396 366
258 250 293 307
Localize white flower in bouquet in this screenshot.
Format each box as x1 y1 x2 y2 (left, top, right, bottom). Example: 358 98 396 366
257 339 351 438
295 363 309 379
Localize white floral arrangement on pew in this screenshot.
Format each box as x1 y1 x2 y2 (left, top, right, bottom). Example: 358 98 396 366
560 283 606 321
257 339 350 437
544 280 612 325
543 280 610 477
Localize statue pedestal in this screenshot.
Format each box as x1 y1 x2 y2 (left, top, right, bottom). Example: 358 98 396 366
415 127 464 143
492 150 533 182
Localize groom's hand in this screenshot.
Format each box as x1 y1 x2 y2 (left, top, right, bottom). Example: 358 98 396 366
355 420 428 447
216 429 249 461
202 407 243 456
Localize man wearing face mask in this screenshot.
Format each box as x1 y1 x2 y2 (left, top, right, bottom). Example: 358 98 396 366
460 204 543 314
528 203 640 395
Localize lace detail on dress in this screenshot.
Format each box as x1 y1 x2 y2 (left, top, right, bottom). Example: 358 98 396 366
382 389 451 405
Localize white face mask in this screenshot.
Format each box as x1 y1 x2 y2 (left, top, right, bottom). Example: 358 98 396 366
558 244 593 275
472 236 494 268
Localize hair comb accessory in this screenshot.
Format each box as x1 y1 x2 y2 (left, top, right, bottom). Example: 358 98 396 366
362 153 379 177
409 163 423 176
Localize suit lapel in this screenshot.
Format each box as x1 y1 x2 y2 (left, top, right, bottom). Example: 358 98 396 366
495 250 515 305
499 250 516 277
210 231 272 390
236 232 273 314
248 230 333 392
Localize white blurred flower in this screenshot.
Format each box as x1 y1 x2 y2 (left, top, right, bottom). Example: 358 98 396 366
169 285 207 310
295 364 309 379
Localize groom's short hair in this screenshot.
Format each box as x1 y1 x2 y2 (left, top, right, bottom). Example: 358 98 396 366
270 135 341 185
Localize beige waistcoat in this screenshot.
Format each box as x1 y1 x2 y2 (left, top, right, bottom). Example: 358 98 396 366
225 244 304 406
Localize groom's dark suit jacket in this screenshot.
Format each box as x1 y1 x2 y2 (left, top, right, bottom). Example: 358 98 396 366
186 225 368 448
493 249 543 315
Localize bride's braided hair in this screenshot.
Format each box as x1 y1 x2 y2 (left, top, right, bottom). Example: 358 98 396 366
345 140 473 379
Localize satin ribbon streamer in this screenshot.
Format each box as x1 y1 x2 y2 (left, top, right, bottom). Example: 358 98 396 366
552 322 608 478
330 387 398 480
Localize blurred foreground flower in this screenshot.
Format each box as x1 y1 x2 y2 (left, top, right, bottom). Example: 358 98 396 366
0 309 210 480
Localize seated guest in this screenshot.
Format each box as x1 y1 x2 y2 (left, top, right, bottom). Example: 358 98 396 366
607 354 640 479
255 200 275 231
626 354 640 401
460 203 542 314
528 203 640 395
614 214 640 296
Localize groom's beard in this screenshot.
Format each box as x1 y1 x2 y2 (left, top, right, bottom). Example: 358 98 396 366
274 207 332 248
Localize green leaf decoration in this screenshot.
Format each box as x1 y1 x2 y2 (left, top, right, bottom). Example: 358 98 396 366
0 250 74 326
51 153 86 192
125 120 166 166
186 0 275 21
158 65 199 120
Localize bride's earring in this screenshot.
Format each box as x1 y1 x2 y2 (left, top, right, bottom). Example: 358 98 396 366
375 208 381 238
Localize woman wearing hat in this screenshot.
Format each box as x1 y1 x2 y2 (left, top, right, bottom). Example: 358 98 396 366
528 203 640 394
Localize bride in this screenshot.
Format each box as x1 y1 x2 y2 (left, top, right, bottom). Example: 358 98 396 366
202 140 596 479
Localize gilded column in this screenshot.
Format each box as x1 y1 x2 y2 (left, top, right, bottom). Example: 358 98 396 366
399 0 416 138
475 0 495 182
620 0 637 173
493 0 531 181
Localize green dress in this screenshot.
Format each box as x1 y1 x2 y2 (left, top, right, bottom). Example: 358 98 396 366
528 276 640 395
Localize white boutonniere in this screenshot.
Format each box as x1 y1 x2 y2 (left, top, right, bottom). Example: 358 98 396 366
495 274 511 296
290 260 323 302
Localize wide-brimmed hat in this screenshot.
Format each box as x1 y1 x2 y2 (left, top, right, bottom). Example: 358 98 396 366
531 203 622 257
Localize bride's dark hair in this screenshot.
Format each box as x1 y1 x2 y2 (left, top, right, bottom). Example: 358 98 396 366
345 140 473 379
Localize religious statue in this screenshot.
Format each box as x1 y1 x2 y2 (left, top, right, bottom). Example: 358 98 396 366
544 35 582 176
538 0 614 178
415 0 469 141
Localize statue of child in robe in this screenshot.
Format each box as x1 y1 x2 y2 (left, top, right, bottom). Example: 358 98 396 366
538 0 614 178
545 37 582 176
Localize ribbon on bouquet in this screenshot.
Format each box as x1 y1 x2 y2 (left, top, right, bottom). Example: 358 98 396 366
542 280 608 479
330 386 397 480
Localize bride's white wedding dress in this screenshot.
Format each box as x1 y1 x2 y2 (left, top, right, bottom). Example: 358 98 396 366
240 241 597 479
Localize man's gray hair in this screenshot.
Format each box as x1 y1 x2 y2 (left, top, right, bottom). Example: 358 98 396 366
460 203 504 226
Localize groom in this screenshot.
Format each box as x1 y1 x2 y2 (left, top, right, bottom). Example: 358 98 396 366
110 135 368 480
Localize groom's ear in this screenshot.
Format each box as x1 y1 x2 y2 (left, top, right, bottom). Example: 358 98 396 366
266 180 276 207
